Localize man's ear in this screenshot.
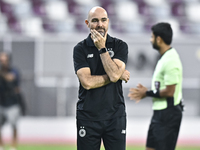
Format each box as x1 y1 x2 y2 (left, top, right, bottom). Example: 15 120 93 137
156 36 162 44
85 19 89 27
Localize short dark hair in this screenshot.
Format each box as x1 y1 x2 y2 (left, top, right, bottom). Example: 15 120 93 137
151 22 173 45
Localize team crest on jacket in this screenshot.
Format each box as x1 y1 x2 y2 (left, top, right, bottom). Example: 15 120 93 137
108 48 114 58
79 126 86 137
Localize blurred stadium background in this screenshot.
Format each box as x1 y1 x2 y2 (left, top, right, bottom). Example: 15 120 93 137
0 0 200 148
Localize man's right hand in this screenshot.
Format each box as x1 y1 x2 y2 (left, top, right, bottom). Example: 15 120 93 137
91 29 107 50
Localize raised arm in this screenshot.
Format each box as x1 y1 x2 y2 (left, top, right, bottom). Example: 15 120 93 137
77 67 110 90
91 29 127 82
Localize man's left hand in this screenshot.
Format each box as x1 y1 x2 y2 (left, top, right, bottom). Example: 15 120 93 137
120 70 130 83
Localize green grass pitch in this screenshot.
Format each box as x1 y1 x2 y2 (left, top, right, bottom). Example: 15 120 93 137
3 144 199 150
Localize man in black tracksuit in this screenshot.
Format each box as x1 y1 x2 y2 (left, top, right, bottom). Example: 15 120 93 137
73 6 130 150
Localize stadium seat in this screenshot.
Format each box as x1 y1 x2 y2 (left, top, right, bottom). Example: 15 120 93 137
109 18 127 33
179 19 200 34
185 3 200 22
31 0 46 17
115 1 139 21
64 0 78 15
170 1 186 17
43 18 76 34
45 0 69 21
20 17 43 37
136 1 151 16
99 0 115 16
78 0 100 16
148 4 171 19
13 0 33 18
74 16 88 32
0 0 13 16
7 14 21 33
143 17 157 32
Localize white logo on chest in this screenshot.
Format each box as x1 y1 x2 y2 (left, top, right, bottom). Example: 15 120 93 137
107 48 114 58
87 54 94 58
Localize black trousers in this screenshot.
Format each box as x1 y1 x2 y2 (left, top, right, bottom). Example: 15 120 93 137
146 104 183 150
77 116 126 150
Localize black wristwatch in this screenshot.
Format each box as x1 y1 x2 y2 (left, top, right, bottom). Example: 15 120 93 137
99 48 107 54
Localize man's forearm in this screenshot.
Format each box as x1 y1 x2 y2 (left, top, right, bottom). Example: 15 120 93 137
146 85 176 98
100 52 124 82
81 74 111 90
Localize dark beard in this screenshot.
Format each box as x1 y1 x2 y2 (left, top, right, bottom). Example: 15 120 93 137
96 27 106 37
152 40 160 51
153 43 160 50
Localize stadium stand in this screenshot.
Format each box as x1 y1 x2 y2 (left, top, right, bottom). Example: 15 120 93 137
0 0 200 37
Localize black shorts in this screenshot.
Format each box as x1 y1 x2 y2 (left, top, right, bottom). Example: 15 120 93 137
77 116 126 150
146 105 183 150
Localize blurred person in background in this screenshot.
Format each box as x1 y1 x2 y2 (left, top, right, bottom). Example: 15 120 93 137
73 6 130 150
128 22 184 150
0 52 26 150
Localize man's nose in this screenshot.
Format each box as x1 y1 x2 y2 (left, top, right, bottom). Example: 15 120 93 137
97 21 103 27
